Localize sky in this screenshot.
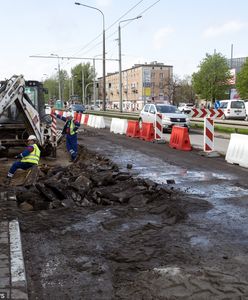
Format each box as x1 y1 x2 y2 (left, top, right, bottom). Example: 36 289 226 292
0 0 248 82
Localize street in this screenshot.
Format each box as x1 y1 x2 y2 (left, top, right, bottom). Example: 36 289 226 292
1 125 248 299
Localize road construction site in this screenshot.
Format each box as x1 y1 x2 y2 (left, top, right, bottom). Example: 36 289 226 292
1 125 248 299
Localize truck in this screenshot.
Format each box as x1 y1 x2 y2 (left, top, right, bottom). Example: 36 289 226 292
0 75 57 156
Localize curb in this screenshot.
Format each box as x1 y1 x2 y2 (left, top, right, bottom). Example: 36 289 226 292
9 220 28 300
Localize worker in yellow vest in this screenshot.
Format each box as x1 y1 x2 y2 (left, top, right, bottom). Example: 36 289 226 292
4 135 40 184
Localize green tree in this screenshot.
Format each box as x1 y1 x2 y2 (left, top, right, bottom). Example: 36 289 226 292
192 53 231 103
236 59 248 99
71 62 95 103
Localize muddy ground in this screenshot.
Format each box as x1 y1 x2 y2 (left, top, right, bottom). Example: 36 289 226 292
1 127 248 299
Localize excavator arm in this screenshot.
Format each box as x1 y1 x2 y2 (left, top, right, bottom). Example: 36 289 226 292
0 75 44 146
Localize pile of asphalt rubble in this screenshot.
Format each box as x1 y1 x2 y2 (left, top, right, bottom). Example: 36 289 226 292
16 145 187 223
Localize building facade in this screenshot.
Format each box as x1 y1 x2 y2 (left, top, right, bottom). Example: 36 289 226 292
98 61 173 111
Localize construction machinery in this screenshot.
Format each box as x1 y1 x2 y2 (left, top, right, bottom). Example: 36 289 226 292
0 75 57 156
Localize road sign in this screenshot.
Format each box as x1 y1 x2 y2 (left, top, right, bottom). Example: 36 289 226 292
190 108 224 119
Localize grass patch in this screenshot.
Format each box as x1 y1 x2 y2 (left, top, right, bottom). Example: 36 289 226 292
191 122 248 135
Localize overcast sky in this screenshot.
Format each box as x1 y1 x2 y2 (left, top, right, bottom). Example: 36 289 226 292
1 0 247 81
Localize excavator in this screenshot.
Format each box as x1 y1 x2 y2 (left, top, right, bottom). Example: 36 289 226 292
0 75 58 156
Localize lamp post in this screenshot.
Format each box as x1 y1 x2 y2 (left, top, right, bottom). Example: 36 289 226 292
51 53 62 100
75 2 106 111
118 16 142 112
85 82 93 105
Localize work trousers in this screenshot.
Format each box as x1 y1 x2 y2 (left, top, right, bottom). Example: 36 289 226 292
66 134 78 160
8 162 34 177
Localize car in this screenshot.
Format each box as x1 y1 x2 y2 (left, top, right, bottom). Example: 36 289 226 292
90 105 101 111
219 100 246 120
139 103 190 133
178 103 194 114
69 103 86 113
245 101 248 120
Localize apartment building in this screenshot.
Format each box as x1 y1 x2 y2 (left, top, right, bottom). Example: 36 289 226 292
98 61 173 110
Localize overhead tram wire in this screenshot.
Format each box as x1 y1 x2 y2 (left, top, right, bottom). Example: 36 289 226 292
70 0 161 60
70 0 145 58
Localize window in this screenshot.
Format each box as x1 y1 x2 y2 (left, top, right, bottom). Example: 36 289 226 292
159 73 164 79
230 101 245 109
144 104 150 112
220 102 228 109
149 105 156 114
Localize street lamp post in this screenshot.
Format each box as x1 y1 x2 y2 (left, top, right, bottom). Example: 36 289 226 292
51 53 62 100
118 16 142 113
85 82 93 105
75 2 106 111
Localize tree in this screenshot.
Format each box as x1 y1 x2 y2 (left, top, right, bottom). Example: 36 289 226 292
192 53 231 104
43 69 69 102
174 75 195 105
236 59 248 99
71 63 95 103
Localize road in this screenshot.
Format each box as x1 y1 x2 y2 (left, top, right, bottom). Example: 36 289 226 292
1 124 248 299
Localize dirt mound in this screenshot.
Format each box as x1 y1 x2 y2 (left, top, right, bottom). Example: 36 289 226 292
11 145 188 224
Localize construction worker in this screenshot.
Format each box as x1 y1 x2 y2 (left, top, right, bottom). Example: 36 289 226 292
62 112 80 162
4 135 40 184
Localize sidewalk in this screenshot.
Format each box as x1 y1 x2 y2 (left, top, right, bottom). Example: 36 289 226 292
0 192 28 300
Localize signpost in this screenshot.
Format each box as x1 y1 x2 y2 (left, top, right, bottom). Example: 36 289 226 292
190 108 224 156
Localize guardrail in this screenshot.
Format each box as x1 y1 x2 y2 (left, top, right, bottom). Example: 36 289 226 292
86 110 248 131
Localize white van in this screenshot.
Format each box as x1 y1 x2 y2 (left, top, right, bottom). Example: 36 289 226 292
219 100 246 120
245 101 248 120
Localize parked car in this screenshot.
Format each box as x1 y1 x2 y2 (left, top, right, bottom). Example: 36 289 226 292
219 100 246 120
90 105 101 111
178 103 194 114
245 101 248 120
139 103 190 132
69 104 86 113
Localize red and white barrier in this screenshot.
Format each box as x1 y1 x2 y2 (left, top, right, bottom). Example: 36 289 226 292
155 113 165 142
51 113 57 145
204 117 214 152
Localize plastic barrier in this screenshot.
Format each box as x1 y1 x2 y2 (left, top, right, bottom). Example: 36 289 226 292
169 126 191 151
94 116 106 129
76 112 82 123
140 123 154 142
225 133 248 168
110 118 128 134
84 114 89 125
126 120 140 138
87 115 94 127
80 114 86 124
74 112 78 121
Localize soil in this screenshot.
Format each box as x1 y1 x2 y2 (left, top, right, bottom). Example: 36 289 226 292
1 127 248 299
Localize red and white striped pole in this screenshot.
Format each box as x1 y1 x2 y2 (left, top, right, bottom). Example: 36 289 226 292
155 113 165 142
51 113 57 144
204 117 214 152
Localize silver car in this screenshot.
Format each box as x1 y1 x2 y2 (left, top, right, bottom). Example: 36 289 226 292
139 103 190 132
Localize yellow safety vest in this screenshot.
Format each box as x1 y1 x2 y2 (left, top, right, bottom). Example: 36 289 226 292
69 120 76 135
21 144 40 165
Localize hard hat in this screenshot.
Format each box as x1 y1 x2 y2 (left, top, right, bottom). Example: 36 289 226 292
27 135 37 141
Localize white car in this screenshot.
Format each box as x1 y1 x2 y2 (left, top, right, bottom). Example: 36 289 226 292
139 103 190 132
219 100 246 120
178 103 194 114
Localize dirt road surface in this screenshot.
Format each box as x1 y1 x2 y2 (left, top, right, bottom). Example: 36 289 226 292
1 127 248 299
